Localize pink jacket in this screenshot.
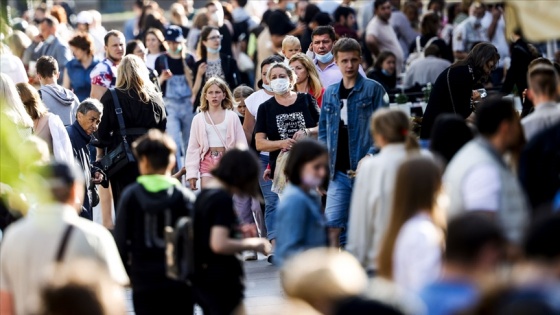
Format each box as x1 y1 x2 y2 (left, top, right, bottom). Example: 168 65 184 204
185 110 248 179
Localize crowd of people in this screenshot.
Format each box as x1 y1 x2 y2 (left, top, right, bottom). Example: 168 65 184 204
0 0 560 314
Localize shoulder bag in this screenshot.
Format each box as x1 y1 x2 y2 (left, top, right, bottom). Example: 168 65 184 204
99 89 137 178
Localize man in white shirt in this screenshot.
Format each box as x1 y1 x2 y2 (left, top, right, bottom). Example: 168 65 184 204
444 97 529 244
403 45 451 89
0 162 129 315
522 64 560 140
365 0 404 74
452 2 488 61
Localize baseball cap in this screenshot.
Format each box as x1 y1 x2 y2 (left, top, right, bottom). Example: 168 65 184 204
76 11 93 25
164 25 185 43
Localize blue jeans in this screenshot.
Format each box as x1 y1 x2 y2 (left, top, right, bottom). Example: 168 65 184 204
259 154 279 241
324 171 354 246
165 97 194 170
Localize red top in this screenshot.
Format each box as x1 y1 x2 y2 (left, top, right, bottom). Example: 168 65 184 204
309 87 325 108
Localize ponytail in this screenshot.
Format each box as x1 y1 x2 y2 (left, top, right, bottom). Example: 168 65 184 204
371 109 419 153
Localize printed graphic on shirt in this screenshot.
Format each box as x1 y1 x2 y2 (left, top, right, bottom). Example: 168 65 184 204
90 61 116 88
341 99 348 126
276 112 306 140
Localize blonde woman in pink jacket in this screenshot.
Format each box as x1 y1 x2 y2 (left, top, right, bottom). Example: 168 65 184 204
186 77 247 191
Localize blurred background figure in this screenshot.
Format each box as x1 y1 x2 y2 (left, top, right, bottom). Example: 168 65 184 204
0 43 28 84
64 33 100 102
282 248 402 315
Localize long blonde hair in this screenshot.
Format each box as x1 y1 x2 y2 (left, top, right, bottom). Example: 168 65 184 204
0 73 33 128
377 156 445 280
371 109 419 152
16 83 48 120
199 77 234 112
289 53 323 100
116 55 163 107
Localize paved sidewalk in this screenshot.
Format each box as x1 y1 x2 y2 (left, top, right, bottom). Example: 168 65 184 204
125 256 288 315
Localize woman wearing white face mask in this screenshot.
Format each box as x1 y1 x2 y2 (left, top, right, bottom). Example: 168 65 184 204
255 62 320 262
192 26 241 112
274 139 329 267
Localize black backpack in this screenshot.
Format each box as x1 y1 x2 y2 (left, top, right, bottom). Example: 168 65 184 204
165 216 195 284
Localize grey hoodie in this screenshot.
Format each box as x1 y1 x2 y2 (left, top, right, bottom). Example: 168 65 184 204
39 84 79 126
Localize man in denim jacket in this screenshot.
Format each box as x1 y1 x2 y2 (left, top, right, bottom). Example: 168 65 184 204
319 38 388 247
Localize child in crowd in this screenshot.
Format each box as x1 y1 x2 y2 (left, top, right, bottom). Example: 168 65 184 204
114 129 196 315
232 85 254 125
282 35 302 64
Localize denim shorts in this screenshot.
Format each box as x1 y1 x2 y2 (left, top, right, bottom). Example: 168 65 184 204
200 151 223 177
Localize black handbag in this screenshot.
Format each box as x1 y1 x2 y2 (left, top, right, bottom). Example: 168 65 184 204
99 89 136 178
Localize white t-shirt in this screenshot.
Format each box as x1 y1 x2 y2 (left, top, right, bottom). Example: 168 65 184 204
146 52 164 70
480 11 509 67
393 212 442 293
0 204 129 315
366 16 405 75
461 163 501 212
245 89 274 157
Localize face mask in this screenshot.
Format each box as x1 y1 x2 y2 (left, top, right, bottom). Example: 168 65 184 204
170 45 183 55
262 83 273 92
302 174 322 189
316 51 333 64
271 78 290 94
211 12 221 23
45 35 55 44
381 69 391 76
207 45 221 54
286 2 295 11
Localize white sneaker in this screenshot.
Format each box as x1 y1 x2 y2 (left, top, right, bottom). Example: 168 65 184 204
243 251 258 261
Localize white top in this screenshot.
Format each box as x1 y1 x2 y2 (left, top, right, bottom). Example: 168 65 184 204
0 204 129 315
146 52 163 70
462 163 501 212
244 89 274 157
366 16 404 75
347 144 410 272
480 11 510 66
403 56 451 89
205 116 228 147
521 102 560 141
393 212 442 293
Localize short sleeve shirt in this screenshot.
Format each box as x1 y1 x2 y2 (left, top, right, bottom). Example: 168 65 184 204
255 93 320 174
90 58 117 89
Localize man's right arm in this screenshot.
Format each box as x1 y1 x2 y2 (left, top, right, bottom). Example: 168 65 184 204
366 34 380 57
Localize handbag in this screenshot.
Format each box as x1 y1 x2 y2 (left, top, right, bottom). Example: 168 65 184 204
99 89 136 178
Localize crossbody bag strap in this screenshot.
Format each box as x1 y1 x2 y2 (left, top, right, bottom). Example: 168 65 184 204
424 37 439 51
55 224 75 262
446 68 457 114
205 111 228 149
415 36 422 53
110 89 135 160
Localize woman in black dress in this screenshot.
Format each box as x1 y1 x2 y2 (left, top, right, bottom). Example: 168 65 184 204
420 43 499 140
97 55 167 209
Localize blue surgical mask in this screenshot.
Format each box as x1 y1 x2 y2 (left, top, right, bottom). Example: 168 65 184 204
262 83 273 92
207 45 221 54
382 69 392 76
170 45 183 55
315 51 333 64
286 2 295 11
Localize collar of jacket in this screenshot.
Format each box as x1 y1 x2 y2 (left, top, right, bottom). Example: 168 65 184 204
71 120 91 143
329 74 365 97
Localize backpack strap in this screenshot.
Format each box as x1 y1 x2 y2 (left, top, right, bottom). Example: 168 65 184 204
55 224 75 262
423 37 439 52
415 36 422 53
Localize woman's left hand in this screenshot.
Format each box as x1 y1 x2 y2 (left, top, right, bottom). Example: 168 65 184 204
292 129 307 141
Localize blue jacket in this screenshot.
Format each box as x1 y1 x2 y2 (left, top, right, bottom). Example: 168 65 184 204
274 184 327 267
319 74 388 178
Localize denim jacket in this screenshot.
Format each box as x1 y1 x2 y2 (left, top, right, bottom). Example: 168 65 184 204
319 75 388 178
275 184 327 267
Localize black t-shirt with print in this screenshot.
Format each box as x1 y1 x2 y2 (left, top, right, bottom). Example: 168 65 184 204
255 93 320 175
335 82 353 173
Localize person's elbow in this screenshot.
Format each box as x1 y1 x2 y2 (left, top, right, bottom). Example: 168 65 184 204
210 238 230 255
